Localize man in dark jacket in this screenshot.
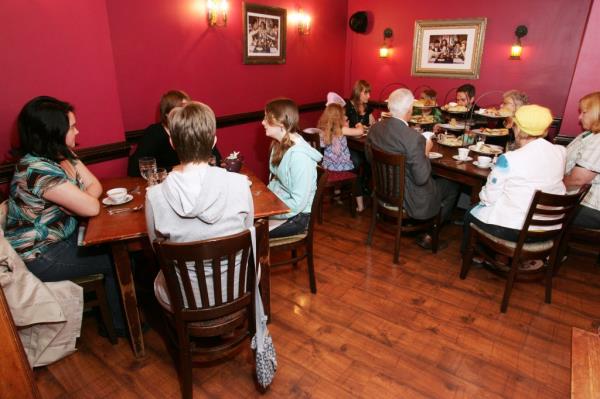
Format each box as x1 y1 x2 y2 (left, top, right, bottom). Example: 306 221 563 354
366 88 459 248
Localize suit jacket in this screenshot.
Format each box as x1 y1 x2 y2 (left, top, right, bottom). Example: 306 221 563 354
366 117 440 220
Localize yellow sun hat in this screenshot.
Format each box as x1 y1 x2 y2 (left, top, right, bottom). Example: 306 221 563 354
513 104 553 136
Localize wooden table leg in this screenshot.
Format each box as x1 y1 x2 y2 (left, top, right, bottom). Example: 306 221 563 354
470 182 483 204
111 241 145 358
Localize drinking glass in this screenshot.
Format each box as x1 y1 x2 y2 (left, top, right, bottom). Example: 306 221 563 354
148 168 167 186
138 157 157 181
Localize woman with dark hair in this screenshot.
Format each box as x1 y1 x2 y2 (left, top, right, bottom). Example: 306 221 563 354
5 96 125 334
264 98 322 238
127 90 221 176
346 80 374 199
346 80 375 128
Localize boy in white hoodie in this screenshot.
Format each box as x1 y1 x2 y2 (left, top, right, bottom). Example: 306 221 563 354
145 102 254 307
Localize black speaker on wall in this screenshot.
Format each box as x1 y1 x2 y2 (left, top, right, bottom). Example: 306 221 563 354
349 11 368 33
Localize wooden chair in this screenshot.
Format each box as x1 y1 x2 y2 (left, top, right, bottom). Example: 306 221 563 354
319 170 358 224
300 128 323 153
269 166 328 293
366 146 441 264
461 185 591 313
72 274 117 344
153 219 269 399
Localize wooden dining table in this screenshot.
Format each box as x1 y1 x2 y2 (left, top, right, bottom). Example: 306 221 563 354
347 135 492 203
82 166 289 358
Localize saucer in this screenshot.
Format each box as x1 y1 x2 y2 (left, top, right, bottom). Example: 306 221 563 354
473 161 492 169
102 194 133 206
452 155 473 161
428 152 443 159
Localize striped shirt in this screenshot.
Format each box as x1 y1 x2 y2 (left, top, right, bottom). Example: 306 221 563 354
5 154 82 261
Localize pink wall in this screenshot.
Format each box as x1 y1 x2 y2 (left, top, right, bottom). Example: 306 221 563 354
561 0 600 136
345 0 591 118
105 0 348 179
0 1 126 178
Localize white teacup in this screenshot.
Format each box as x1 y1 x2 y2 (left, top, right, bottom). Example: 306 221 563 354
477 156 492 167
107 187 127 203
457 147 470 160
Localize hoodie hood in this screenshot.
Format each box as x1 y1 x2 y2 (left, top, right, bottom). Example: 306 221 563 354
160 165 228 224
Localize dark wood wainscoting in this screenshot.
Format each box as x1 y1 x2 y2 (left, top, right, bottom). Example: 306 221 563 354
1 101 325 185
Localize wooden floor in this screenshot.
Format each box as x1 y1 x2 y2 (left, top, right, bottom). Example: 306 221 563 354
34 205 600 398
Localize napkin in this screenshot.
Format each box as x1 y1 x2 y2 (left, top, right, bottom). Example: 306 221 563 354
422 131 434 140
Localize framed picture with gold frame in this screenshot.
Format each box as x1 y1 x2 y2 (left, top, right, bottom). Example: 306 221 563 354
411 18 487 79
243 3 286 65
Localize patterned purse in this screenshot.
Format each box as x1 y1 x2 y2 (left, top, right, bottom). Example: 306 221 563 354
250 227 278 389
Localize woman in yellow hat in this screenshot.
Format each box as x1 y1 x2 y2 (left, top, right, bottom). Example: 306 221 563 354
461 104 567 254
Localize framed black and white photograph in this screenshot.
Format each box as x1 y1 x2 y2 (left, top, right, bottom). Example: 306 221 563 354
411 18 487 79
243 3 286 65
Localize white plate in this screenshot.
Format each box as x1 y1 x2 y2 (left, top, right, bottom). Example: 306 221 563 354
428 152 443 159
473 161 492 169
471 128 509 137
102 194 133 206
413 103 438 109
439 122 468 130
452 155 473 161
468 144 503 155
475 109 511 118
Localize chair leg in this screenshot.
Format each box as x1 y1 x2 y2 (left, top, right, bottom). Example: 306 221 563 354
366 199 377 245
500 259 519 313
307 245 317 294
349 182 357 218
318 191 324 224
94 279 117 345
179 337 193 399
430 212 442 254
545 251 558 304
393 217 402 264
460 229 476 279
291 249 298 268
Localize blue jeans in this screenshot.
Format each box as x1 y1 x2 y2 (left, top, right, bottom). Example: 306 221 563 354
26 233 125 330
572 205 600 229
269 213 310 238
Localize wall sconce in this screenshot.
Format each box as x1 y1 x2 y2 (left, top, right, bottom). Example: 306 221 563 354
207 0 228 27
510 25 528 60
379 28 393 58
291 9 312 34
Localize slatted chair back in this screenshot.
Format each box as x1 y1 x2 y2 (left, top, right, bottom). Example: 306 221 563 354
514 184 591 252
369 145 406 212
154 220 268 323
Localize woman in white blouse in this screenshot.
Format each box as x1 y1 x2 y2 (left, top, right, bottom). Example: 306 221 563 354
563 92 600 229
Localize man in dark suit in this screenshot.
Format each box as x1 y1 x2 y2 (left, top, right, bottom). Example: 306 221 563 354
366 88 459 248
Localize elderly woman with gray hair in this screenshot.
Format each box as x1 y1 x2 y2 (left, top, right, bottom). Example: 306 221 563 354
366 88 459 249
